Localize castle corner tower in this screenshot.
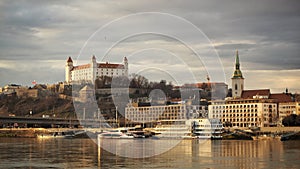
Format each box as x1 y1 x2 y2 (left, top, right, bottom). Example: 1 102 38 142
65 56 73 84
231 50 244 98
123 56 128 76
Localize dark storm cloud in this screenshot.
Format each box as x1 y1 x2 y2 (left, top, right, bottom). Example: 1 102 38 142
0 0 299 91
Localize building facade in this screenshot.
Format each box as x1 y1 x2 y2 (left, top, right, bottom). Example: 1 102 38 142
297 102 300 115
278 102 297 123
125 104 187 125
209 98 277 127
65 56 128 83
208 100 225 119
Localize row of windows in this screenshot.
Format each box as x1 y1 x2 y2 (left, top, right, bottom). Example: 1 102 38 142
126 106 184 111
280 106 296 109
227 100 260 104
222 113 258 117
96 72 125 76
222 118 259 122
97 68 125 71
127 116 187 122
221 121 259 127
195 124 223 128
72 71 91 75
224 109 258 113
126 112 185 117
213 104 259 109
96 70 125 74
126 110 183 114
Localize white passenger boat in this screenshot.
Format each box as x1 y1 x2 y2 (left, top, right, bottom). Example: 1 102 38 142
188 118 223 139
151 120 190 138
150 118 223 139
98 128 134 139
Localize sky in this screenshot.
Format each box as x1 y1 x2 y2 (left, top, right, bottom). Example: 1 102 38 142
0 0 299 93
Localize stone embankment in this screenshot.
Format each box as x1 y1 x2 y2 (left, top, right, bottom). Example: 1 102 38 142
0 128 80 138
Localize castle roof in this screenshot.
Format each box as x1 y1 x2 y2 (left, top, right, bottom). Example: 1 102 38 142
72 64 91 70
98 63 125 69
67 56 73 63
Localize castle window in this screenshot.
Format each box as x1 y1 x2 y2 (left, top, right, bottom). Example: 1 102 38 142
235 84 238 90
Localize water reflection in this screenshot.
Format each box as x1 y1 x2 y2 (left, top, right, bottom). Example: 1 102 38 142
97 139 300 169
0 138 300 169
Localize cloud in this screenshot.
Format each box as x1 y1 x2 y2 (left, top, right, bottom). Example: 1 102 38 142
0 0 299 92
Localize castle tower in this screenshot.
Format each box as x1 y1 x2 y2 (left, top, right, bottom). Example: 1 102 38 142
65 56 73 84
231 50 244 98
123 56 128 76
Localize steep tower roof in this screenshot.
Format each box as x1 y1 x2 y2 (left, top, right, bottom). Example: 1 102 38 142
67 56 73 63
232 50 243 79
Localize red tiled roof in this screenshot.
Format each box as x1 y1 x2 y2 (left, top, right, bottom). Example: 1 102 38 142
98 63 125 69
241 89 270 99
71 62 125 70
270 93 292 103
72 64 91 70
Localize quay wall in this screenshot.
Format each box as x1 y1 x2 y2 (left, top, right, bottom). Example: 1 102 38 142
226 127 300 133
0 128 83 138
1 127 300 138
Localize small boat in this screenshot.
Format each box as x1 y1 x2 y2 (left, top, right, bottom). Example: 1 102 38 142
280 131 300 141
99 132 134 139
37 132 66 139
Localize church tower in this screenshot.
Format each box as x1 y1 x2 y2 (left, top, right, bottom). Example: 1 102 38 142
231 50 244 98
65 56 73 84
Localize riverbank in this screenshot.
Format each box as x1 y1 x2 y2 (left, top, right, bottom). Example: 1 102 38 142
0 128 84 138
1 127 300 139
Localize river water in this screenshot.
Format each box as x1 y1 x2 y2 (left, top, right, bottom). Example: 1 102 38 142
0 137 299 169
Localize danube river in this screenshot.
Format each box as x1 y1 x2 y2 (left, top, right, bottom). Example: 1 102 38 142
0 137 299 169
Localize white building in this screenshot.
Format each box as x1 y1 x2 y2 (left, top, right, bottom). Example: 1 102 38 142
65 56 128 83
278 102 296 122
125 104 187 125
222 98 277 127
208 100 225 119
208 88 299 127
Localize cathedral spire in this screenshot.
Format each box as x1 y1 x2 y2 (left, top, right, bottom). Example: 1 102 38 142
235 50 239 69
233 50 243 78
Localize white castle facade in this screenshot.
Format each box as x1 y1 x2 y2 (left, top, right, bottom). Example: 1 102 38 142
65 56 128 83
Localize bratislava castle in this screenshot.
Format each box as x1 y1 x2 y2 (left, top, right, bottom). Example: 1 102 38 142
65 56 128 83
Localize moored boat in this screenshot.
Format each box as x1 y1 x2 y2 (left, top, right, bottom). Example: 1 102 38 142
98 128 135 139
188 118 223 139
37 131 66 139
